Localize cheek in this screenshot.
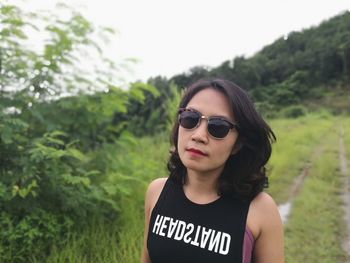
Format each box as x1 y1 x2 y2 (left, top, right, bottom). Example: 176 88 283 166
216 137 238 159
215 145 233 162
177 127 189 146
177 131 189 166
177 128 186 158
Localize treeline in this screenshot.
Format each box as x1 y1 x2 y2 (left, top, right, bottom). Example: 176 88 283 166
132 11 350 134
172 11 350 93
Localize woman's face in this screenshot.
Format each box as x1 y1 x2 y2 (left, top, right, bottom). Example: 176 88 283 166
177 88 239 176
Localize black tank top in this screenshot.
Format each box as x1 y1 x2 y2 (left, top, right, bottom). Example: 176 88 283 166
147 178 250 263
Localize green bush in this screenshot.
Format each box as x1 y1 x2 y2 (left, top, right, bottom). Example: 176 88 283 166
0 3 158 261
280 105 308 118
0 210 73 262
254 101 277 119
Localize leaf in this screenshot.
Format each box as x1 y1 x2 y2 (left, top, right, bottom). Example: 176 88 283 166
66 148 85 161
101 26 116 35
17 180 38 198
84 170 101 177
61 174 90 187
45 137 65 146
102 184 117 196
46 130 68 138
66 139 80 148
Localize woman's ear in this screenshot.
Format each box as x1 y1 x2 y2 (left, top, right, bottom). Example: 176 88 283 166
231 139 243 155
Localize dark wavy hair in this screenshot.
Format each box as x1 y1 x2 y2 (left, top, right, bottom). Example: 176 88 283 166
167 78 276 201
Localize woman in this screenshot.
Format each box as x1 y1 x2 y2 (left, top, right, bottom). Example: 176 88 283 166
141 78 284 263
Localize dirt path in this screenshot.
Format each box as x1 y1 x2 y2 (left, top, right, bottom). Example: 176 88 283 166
278 143 324 224
339 127 350 262
277 127 350 260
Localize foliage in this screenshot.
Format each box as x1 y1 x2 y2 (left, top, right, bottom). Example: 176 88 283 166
0 2 158 261
125 77 182 136
42 135 170 263
0 209 73 262
279 105 308 118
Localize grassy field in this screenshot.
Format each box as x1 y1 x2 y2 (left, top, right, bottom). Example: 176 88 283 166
284 120 346 262
267 112 335 202
32 114 349 262
345 117 350 162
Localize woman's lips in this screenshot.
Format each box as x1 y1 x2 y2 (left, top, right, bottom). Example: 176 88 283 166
186 148 208 156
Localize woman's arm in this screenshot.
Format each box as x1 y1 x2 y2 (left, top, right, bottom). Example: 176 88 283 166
251 192 284 263
140 178 167 263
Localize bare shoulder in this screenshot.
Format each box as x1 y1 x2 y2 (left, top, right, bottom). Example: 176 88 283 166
251 192 281 222
250 192 285 262
251 191 278 211
145 177 168 214
248 192 282 239
146 177 168 198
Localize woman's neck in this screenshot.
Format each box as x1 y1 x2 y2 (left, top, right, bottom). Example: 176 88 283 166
183 168 222 204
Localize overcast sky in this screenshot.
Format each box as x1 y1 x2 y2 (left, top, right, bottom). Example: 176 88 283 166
16 0 350 82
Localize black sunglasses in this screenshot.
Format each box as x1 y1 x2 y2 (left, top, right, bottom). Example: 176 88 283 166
178 108 239 139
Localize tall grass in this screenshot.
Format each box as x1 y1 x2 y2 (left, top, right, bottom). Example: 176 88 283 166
43 135 170 263
112 135 169 262
344 117 350 162
267 113 335 202
42 217 120 262
284 123 346 262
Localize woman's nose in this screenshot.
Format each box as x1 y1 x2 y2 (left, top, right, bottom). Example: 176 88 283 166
191 119 209 143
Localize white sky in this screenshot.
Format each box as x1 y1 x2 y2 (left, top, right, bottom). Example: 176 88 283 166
13 0 350 82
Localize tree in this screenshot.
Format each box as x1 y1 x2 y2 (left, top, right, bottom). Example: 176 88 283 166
0 2 156 261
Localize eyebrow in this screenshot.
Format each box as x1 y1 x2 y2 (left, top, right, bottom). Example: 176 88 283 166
186 107 233 121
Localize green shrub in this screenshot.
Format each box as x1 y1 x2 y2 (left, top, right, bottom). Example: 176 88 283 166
254 101 278 119
0 3 157 261
280 105 308 118
0 210 73 262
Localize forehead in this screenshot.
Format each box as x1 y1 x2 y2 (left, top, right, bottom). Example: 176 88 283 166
186 88 234 120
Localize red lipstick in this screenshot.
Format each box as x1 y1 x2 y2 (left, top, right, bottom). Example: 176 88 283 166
186 148 208 156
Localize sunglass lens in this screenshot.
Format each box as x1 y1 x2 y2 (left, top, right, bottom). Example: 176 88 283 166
208 118 231 138
179 111 199 129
